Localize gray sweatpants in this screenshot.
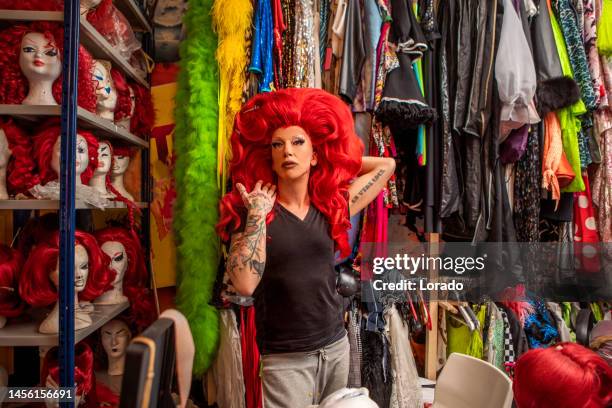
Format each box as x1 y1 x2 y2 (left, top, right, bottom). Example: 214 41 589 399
260 335 350 408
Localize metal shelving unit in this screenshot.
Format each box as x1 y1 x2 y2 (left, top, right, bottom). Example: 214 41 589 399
0 105 149 148
0 2 153 404
0 302 129 347
0 200 149 210
0 10 149 87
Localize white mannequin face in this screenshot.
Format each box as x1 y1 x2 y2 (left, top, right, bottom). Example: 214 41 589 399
50 134 90 177
112 154 130 176
0 128 10 168
19 32 61 83
95 141 112 175
49 244 89 292
101 241 127 286
74 244 89 293
93 60 117 115
101 319 131 360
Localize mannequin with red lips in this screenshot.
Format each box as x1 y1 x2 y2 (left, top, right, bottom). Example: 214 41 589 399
88 139 115 199
18 31 62 105
92 59 117 121
19 231 114 334
100 319 132 376
110 146 135 201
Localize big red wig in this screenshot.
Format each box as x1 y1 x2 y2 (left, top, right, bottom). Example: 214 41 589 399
112 70 132 122
0 22 97 111
19 230 115 307
0 244 24 318
130 83 154 139
42 340 120 407
1 119 39 194
32 125 99 186
513 342 612 408
0 0 62 10
94 227 155 330
217 88 363 257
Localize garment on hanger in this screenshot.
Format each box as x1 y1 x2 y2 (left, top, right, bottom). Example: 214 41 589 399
212 309 247 408
249 0 274 92
339 0 366 102
384 304 423 408
484 302 506 372
347 305 363 388
547 302 572 341
360 326 392 408
294 0 319 87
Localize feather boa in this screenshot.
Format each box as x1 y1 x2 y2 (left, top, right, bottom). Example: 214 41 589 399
212 0 253 194
174 0 221 375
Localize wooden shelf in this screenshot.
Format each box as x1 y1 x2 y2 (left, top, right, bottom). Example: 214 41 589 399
0 10 63 21
114 0 152 33
0 10 149 88
0 105 149 148
0 302 129 347
0 200 149 210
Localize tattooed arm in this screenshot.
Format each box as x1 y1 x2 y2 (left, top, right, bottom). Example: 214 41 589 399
347 156 396 216
227 180 276 296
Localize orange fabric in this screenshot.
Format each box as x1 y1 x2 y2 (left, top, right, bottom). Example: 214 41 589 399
542 112 574 207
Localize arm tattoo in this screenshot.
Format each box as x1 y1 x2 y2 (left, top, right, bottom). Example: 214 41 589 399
228 211 267 281
351 169 386 205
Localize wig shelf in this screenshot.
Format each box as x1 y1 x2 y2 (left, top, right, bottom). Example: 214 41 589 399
0 10 149 88
114 0 152 33
0 200 148 210
0 104 149 148
0 301 129 347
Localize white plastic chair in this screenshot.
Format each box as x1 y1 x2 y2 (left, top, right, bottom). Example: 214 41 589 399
433 353 513 408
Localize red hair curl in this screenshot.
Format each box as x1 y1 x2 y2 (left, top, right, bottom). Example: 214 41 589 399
1 119 39 194
217 88 363 257
130 83 154 139
0 244 24 318
513 342 612 408
94 227 154 330
0 0 62 10
0 22 97 111
41 342 94 397
112 71 132 122
19 230 115 307
32 125 99 185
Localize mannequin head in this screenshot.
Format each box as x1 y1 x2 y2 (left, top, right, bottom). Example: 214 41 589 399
217 88 363 257
19 230 115 307
92 59 117 120
111 145 135 177
41 342 94 405
0 244 25 320
33 125 98 186
95 140 112 177
18 32 62 96
513 342 612 408
0 22 97 111
101 319 131 362
94 227 153 330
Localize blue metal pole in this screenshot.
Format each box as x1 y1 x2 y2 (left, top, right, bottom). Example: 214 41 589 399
59 0 79 405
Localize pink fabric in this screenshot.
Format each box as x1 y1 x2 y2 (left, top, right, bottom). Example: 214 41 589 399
573 174 601 272
241 306 263 408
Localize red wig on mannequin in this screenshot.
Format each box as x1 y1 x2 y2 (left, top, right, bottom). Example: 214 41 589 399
217 88 363 257
0 0 62 10
112 70 132 122
32 124 99 186
513 342 612 408
94 227 154 330
41 342 94 399
1 119 39 194
130 83 154 139
19 230 115 307
0 22 97 111
0 244 24 318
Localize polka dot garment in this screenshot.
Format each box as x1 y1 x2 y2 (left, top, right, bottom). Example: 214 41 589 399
573 173 601 272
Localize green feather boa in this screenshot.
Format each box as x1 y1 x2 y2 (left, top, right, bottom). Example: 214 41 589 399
174 0 220 375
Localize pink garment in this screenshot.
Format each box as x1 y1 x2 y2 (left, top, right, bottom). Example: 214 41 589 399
574 174 602 272
241 306 263 408
584 0 606 107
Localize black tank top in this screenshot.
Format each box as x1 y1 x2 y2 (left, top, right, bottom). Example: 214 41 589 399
253 203 345 354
